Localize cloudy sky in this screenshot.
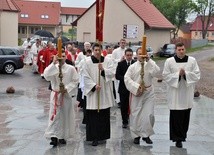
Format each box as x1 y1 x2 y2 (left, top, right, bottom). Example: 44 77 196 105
37 0 95 7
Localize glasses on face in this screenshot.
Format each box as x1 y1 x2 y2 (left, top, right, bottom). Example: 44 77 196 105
125 54 133 56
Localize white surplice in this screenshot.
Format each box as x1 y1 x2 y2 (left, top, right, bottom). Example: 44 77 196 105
124 59 160 138
112 47 126 104
162 56 200 110
83 57 115 110
44 63 79 140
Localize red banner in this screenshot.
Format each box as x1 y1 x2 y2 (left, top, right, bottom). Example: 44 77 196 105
96 0 105 42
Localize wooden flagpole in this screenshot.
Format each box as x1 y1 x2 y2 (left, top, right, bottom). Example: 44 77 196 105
96 0 105 112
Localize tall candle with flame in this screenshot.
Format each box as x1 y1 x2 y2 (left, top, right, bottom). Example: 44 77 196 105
57 37 62 58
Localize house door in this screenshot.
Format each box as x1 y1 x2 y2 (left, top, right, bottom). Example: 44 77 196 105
83 32 91 42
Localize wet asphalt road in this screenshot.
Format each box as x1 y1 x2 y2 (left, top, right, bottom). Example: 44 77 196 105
0 47 214 155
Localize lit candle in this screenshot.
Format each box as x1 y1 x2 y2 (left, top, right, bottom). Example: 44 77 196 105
141 35 147 56
57 37 62 58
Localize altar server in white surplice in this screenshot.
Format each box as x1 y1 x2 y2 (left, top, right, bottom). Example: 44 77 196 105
111 39 127 107
83 43 115 146
162 42 200 148
124 47 160 146
44 51 79 147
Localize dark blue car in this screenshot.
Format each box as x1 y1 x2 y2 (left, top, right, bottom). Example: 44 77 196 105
158 44 175 57
0 46 24 74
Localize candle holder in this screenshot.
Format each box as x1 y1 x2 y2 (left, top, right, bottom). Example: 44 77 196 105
58 57 65 93
140 35 147 93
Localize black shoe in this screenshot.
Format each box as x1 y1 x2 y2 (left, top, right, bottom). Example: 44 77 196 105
175 141 183 148
117 102 121 108
50 137 58 146
133 137 140 144
142 137 153 144
92 140 98 146
122 124 128 128
59 139 66 145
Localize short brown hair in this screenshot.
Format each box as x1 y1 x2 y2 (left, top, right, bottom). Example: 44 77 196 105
175 42 184 49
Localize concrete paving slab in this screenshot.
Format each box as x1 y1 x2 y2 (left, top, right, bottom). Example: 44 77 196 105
0 80 214 155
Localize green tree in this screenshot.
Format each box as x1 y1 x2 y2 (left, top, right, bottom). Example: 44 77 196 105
68 27 77 41
193 0 214 39
152 0 195 38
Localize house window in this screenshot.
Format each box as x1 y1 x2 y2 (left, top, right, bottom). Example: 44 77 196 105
195 32 197 36
212 32 214 36
66 15 69 22
30 27 34 34
41 15 49 19
21 14 29 18
21 27 25 34
30 27 40 34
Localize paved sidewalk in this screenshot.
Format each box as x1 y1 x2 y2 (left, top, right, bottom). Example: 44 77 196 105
0 79 214 155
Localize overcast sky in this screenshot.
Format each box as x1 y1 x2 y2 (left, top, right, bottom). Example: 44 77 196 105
37 0 95 7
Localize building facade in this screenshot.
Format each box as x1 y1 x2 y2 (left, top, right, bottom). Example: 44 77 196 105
74 0 174 53
15 0 61 40
190 16 214 42
0 0 19 47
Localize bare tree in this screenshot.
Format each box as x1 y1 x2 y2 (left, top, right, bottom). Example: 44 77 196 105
194 0 214 39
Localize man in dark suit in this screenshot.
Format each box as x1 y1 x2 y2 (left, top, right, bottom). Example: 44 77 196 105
116 48 135 128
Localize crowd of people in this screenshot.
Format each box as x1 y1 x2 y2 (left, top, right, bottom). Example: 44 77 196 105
22 38 200 148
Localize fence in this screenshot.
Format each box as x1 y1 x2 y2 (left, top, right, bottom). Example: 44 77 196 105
171 37 208 48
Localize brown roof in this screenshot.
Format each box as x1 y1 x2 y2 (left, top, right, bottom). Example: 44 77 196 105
0 0 20 12
180 23 192 33
61 7 87 15
14 0 61 25
73 0 174 29
123 0 174 29
190 16 214 31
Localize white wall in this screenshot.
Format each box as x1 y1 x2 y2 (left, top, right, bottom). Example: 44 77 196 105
77 6 96 42
77 0 144 43
146 29 171 53
0 12 18 46
104 0 144 43
76 0 171 50
61 14 78 25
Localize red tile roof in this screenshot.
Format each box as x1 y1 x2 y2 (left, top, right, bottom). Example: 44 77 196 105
14 0 61 25
0 0 20 12
61 7 87 15
123 0 174 29
190 16 214 31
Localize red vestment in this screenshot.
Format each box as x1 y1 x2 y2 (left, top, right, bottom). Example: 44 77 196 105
37 48 46 75
43 48 57 68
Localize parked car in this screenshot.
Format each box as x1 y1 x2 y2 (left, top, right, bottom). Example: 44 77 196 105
158 44 176 57
130 45 154 60
0 46 24 74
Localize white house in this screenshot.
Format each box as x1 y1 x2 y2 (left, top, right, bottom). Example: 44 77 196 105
73 0 174 53
0 0 20 46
